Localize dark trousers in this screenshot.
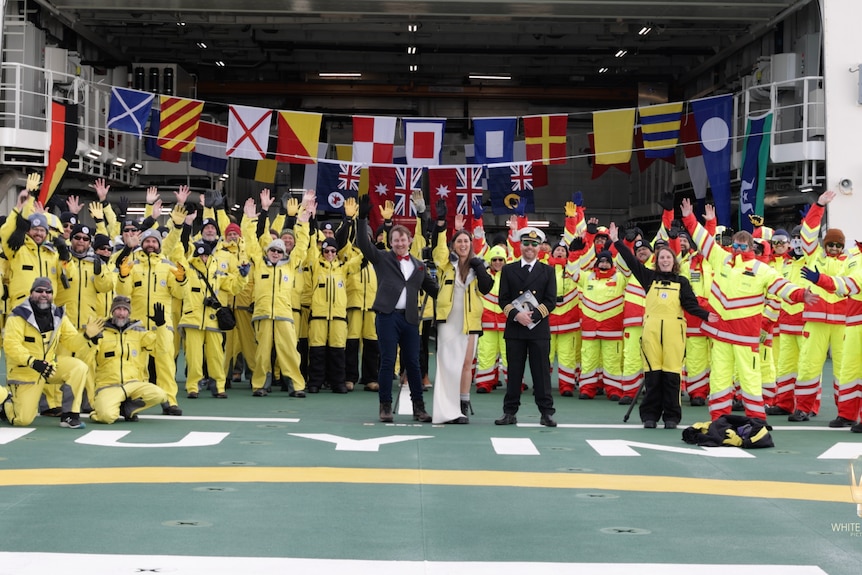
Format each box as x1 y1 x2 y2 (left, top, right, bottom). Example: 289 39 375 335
503 337 555 416
639 370 682 424
346 338 380 385
376 311 423 404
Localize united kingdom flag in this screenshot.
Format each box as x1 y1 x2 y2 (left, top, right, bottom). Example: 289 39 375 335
456 166 484 215
393 166 423 218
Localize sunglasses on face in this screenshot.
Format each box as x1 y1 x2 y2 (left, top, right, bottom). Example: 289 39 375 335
72 235 90 241
123 228 137 233
323 249 337 254
268 248 284 254
63 223 73 228
771 240 787 246
521 240 540 247
731 242 749 251
491 258 505 262
826 242 844 248
33 288 53 294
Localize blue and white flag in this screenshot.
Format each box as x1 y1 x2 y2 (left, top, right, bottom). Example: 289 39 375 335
739 112 773 232
316 159 362 213
473 117 516 165
106 87 154 137
691 94 733 228
488 162 535 215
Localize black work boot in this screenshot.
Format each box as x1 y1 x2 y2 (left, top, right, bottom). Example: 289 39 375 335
412 400 431 423
379 402 393 423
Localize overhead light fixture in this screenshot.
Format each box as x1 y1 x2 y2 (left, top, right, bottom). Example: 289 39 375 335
130 162 143 172
407 24 418 32
219 174 229 181
468 74 511 81
215 60 226 67
409 64 418 72
196 42 208 49
86 149 102 160
527 220 550 228
176 21 186 27
599 67 609 74
112 157 127 166
126 207 147 215
615 49 628 58
318 72 362 78
638 26 652 36
407 46 417 55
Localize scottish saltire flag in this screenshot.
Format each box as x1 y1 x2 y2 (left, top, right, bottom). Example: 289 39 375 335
473 117 516 165
593 108 635 165
403 118 446 166
488 162 535 215
316 159 362 213
106 88 154 137
638 102 683 158
692 94 733 227
739 112 773 233
191 121 228 174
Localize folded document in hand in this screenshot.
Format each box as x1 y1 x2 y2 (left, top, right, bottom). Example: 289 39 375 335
512 290 540 330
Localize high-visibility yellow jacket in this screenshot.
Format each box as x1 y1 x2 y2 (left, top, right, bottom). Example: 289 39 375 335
432 230 490 334
769 252 806 334
683 213 806 348
800 203 847 324
56 250 115 329
178 255 247 331
308 245 361 322
3 301 95 385
679 251 713 335
815 246 862 327
92 321 169 388
575 267 627 340
115 249 187 331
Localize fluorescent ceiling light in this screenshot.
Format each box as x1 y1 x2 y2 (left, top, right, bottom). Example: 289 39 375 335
215 61 226 67
86 149 102 159
407 46 417 55
409 64 418 72
527 220 550 228
615 49 628 58
112 157 127 166
407 24 418 32
468 74 511 80
197 42 208 49
638 26 652 36
130 163 143 172
319 72 362 78
599 67 609 74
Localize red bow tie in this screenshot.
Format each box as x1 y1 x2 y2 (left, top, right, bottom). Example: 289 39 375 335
397 254 411 261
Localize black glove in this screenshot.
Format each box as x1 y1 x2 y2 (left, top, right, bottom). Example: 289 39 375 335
569 237 585 252
657 191 675 212
668 220 682 239
53 236 70 261
31 359 56 378
149 302 166 327
358 195 371 220
280 192 291 215
116 196 130 221
205 190 225 209
624 228 638 242
585 222 598 235
92 255 102 276
238 263 251 277
435 199 447 222
7 212 29 251
469 257 485 271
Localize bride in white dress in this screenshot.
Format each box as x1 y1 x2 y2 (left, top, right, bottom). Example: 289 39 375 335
431 216 493 424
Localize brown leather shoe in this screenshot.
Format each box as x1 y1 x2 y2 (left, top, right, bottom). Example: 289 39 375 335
364 382 379 392
412 400 431 423
379 402 393 423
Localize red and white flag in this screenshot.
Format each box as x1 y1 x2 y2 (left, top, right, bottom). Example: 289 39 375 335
403 118 446 166
227 104 273 159
352 115 396 164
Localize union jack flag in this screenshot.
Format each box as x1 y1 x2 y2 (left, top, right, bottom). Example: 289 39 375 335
393 166 423 217
337 162 362 191
456 166 484 215
508 162 534 192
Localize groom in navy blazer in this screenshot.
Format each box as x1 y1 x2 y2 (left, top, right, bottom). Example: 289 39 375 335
356 199 438 423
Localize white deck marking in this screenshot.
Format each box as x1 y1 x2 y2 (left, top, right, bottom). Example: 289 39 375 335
491 437 540 455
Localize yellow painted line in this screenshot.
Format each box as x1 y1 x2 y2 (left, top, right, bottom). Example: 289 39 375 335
0 466 851 503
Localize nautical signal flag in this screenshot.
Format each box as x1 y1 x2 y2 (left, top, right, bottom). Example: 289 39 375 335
145 110 182 163
40 101 78 204
523 114 567 165
637 102 683 159
316 159 362 213
680 113 708 200
403 118 446 166
191 121 228 174
237 158 278 184
227 104 273 160
352 116 397 164
472 117 516 165
691 94 733 227
106 87 154 138
593 108 636 165
276 110 322 164
488 162 536 215
157 96 204 153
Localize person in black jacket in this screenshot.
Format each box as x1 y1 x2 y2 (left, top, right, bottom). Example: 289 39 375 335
355 196 439 423
494 227 558 427
609 223 716 429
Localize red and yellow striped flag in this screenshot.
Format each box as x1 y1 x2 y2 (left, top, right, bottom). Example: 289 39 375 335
157 96 204 152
